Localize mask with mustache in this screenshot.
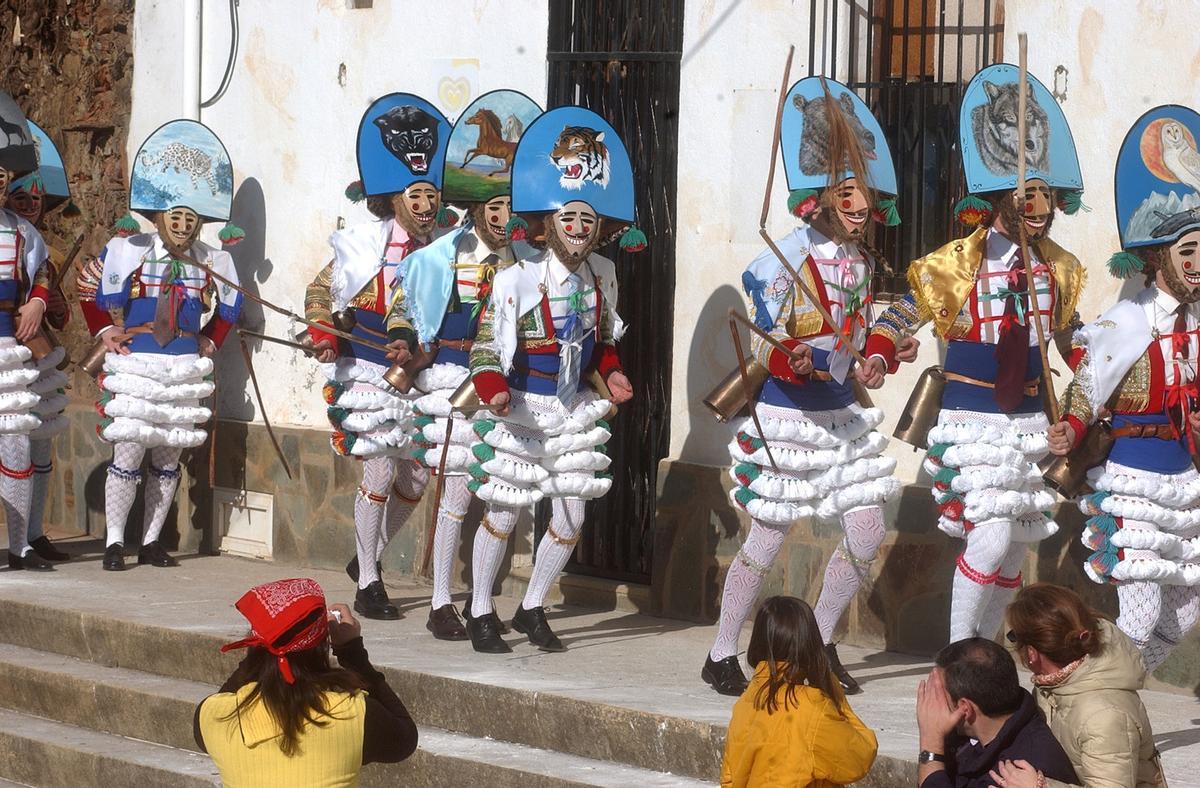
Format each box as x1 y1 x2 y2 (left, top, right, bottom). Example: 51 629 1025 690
469 196 511 252
1157 230 1200 304
392 182 440 240
154 207 201 257
546 200 600 265
809 178 870 245
992 180 1055 243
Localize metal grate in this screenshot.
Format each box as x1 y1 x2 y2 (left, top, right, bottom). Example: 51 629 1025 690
806 0 1005 294
543 1 683 583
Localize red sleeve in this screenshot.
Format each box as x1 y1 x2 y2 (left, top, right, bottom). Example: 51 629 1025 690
472 370 509 403
27 285 49 305
595 343 622 379
767 337 809 384
1065 346 1086 372
202 315 235 349
307 322 338 351
80 299 115 336
1066 415 1087 448
863 334 899 373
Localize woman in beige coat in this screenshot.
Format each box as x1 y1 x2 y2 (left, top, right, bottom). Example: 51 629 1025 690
994 583 1165 788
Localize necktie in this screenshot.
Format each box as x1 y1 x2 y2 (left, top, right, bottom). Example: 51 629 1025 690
556 272 587 405
994 248 1030 412
152 258 186 347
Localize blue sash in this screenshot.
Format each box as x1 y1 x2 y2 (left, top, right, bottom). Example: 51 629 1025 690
1110 413 1194 475
943 341 1043 414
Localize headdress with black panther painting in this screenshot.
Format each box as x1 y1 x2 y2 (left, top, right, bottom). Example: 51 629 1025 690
345 93 452 213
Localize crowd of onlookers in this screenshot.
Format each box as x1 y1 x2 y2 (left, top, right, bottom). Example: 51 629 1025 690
195 578 1164 788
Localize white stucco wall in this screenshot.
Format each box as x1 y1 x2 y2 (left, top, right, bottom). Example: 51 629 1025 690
128 0 548 428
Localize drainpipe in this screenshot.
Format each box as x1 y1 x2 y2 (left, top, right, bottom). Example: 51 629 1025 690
182 0 202 120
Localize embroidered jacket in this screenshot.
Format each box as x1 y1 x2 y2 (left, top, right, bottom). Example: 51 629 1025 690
469 247 624 402
864 226 1086 371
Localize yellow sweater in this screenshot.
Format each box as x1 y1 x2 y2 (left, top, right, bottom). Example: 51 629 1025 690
199 682 367 788
721 663 878 788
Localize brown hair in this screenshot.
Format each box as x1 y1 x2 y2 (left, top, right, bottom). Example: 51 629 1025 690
1133 243 1171 288
366 194 395 220
746 596 844 715
1006 583 1104 666
222 609 365 756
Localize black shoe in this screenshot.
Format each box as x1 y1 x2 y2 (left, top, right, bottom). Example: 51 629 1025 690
825 643 862 695
29 536 70 562
102 543 126 571
702 655 748 696
511 604 566 653
426 604 468 641
345 556 383 584
7 550 54 571
354 581 399 620
462 605 512 653
137 541 179 567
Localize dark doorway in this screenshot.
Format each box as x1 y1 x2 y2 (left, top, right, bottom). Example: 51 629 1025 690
543 1 684 582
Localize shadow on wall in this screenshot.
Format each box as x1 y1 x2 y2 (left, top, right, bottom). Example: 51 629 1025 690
649 283 746 622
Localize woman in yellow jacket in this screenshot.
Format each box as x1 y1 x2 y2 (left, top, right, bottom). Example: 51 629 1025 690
720 596 878 787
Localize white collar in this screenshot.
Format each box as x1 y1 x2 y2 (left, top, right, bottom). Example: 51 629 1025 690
985 227 1020 267
807 225 855 261
458 223 513 268
548 252 589 286
1152 284 1184 315
151 233 202 262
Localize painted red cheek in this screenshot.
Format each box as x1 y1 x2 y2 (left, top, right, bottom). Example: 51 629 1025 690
565 225 573 232
1186 261 1194 270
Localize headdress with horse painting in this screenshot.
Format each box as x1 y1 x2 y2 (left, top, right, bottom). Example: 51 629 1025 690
443 90 542 206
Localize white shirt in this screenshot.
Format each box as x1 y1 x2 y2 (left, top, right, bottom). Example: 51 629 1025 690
454 225 513 303
976 228 1054 346
136 236 209 299
544 253 600 338
802 227 872 354
1144 286 1199 387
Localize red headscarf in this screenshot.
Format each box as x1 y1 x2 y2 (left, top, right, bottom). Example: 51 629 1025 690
220 578 329 684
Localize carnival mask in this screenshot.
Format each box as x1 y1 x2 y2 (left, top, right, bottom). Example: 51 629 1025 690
7 186 43 225
155 207 201 257
998 179 1054 242
548 200 599 263
392 182 440 239
0 169 11 209
829 178 869 239
1159 229 1200 304
472 195 511 251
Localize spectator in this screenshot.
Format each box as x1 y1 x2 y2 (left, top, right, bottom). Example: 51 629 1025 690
998 583 1165 788
721 596 877 787
194 578 417 786
916 638 1078 787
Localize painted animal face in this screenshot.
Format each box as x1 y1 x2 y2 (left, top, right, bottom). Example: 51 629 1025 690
1162 229 1200 303
972 81 1050 176
829 178 869 238
1162 121 1188 151
794 93 878 177
7 186 42 225
550 200 599 261
392 182 440 238
375 105 438 174
551 127 609 190
155 207 201 256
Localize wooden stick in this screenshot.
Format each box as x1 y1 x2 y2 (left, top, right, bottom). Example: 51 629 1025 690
50 232 86 289
729 315 779 473
418 417 454 579
237 330 294 480
239 329 317 356
1015 33 1061 423
729 308 802 358
760 46 795 228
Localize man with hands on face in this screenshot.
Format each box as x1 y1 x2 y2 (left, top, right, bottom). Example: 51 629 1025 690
305 94 453 621
704 78 910 697
463 107 640 655
0 93 55 571
76 120 244 572
1047 105 1200 672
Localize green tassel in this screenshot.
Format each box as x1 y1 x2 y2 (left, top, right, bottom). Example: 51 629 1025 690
414 415 435 429
1107 251 1144 280
926 443 951 462
1058 189 1086 215
596 418 611 432
734 462 761 484
468 462 488 479
733 487 759 507
933 467 958 487
436 205 457 228
114 212 140 237
787 189 819 218
218 223 245 246
344 180 365 203
412 447 428 465
876 197 901 227
326 406 350 426
474 420 496 438
467 479 483 494
594 443 608 455
505 216 528 242
954 195 994 226
472 443 496 462
61 200 81 218
619 226 647 253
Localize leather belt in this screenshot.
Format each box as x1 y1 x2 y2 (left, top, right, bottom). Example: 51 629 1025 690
438 338 473 352
0 301 16 311
1111 423 1177 440
512 365 556 381
124 325 199 339
808 370 835 382
944 371 1039 397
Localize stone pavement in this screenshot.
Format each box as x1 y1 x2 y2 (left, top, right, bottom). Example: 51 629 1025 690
0 538 1198 786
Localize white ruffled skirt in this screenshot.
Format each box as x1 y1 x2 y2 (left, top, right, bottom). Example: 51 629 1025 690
924 409 1056 542
727 401 899 525
0 338 41 435
1080 460 1200 586
322 357 412 458
468 387 613 507
97 351 213 448
30 345 68 439
409 362 474 476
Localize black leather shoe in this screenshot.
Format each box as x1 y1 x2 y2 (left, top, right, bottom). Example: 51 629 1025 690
511 604 566 652
702 655 748 696
426 604 468 641
7 550 54 571
345 556 383 584
29 536 70 561
137 541 180 567
462 606 511 653
825 643 862 695
354 581 400 620
102 543 126 572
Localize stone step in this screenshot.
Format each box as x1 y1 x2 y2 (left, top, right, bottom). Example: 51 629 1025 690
0 642 711 787
0 707 220 788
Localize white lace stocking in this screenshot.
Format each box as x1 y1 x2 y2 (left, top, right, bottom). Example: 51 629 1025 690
377 460 429 561
976 544 1026 641
1120 582 1200 672
27 438 52 543
430 475 472 609
141 446 182 546
950 520 1014 642
709 519 789 661
814 505 886 643
0 434 31 556
355 456 397 589
470 504 519 617
522 497 586 610
104 442 145 548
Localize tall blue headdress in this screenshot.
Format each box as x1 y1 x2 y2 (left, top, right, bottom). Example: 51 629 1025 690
1107 105 1200 279
780 76 899 225
955 64 1083 225
124 119 242 244
0 92 36 178
443 90 542 206
10 120 73 214
510 106 644 251
353 93 451 199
